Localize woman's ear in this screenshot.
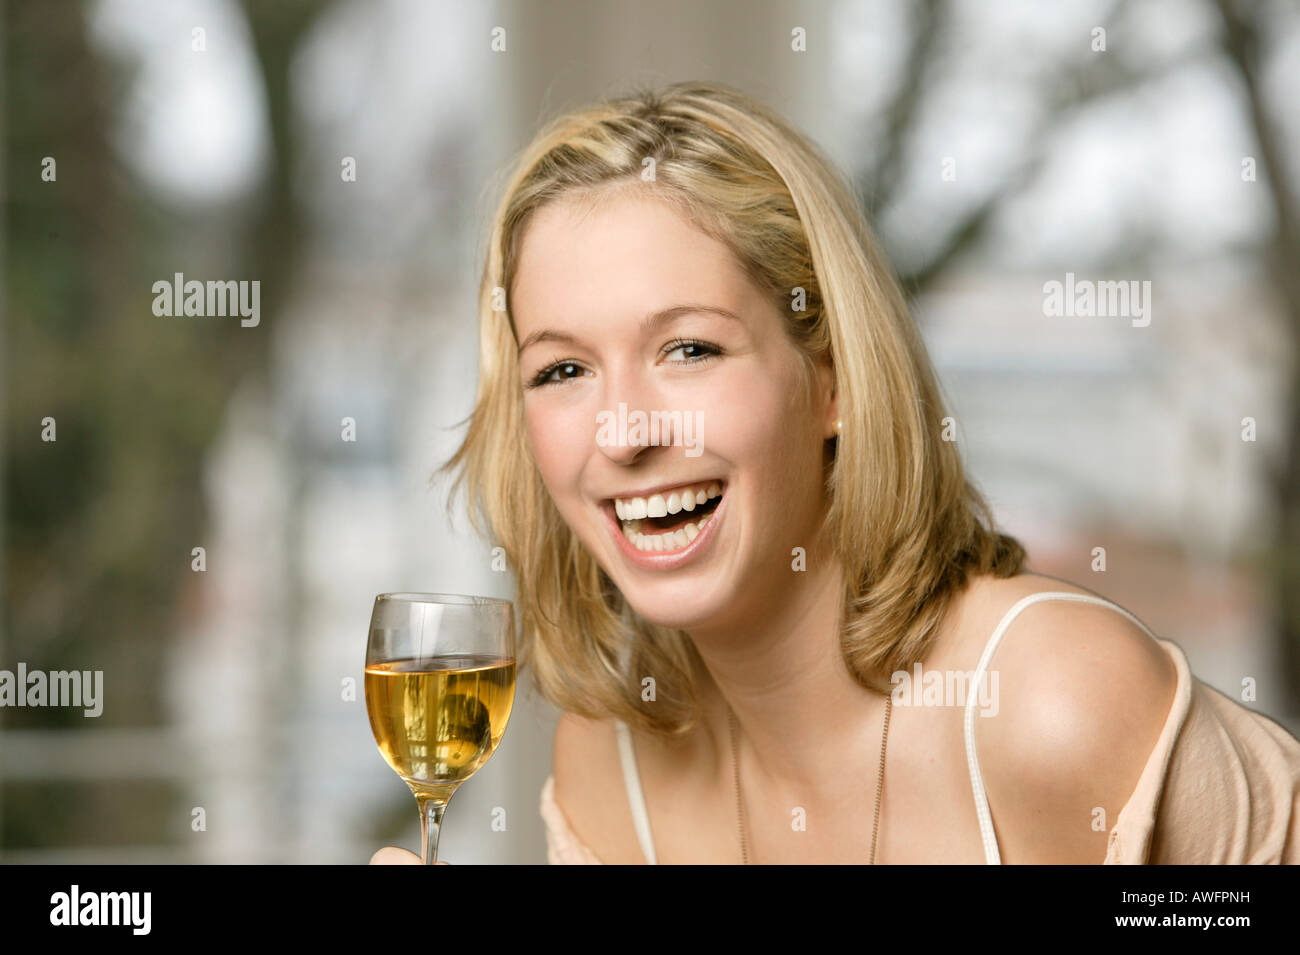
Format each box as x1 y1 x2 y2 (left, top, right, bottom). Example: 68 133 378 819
815 355 838 440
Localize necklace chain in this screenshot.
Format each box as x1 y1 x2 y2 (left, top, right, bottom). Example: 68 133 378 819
729 694 892 865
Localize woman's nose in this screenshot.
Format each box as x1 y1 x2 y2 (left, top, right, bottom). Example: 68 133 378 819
594 379 681 464
595 399 652 465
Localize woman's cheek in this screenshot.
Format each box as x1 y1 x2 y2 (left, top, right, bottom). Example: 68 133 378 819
705 379 782 459
524 401 589 489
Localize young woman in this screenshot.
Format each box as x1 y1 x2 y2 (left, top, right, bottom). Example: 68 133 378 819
372 80 1300 865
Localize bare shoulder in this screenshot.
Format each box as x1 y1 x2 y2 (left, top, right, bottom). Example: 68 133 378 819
959 572 1179 863
550 711 647 864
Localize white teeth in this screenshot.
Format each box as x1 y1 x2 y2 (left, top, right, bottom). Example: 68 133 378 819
611 481 725 555
627 522 705 552
612 481 723 522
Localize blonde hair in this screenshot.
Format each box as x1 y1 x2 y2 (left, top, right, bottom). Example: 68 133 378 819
439 80 1026 739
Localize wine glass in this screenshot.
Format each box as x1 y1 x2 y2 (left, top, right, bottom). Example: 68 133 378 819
365 593 516 865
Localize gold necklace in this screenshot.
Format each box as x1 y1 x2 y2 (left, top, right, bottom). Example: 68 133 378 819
729 694 892 864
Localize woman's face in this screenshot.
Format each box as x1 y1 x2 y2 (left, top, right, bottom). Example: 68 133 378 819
511 189 837 632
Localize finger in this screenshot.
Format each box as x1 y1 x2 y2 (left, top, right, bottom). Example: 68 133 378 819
369 846 423 865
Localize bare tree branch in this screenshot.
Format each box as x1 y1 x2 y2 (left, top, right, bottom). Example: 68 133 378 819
1212 0 1300 715
884 0 1246 296
857 0 944 213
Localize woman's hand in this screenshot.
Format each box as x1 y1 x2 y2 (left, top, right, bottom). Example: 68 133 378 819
369 846 450 865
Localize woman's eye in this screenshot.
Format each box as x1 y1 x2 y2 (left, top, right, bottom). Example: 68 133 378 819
529 361 587 388
527 341 721 389
664 340 721 363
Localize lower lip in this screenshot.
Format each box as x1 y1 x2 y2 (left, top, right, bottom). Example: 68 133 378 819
602 490 727 571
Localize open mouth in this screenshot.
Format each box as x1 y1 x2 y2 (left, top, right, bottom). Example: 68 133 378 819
608 480 725 552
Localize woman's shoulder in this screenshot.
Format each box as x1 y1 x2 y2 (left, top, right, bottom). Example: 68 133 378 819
933 571 1177 700
550 711 655 864
947 572 1180 862
539 773 604 864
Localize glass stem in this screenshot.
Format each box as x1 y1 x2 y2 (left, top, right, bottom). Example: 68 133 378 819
417 794 447 865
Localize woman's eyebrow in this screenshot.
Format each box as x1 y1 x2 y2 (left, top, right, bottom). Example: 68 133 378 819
516 328 578 355
517 304 742 356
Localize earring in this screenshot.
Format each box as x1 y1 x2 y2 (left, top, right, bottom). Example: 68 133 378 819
833 418 842 435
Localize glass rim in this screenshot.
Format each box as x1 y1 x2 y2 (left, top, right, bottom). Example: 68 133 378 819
374 592 513 606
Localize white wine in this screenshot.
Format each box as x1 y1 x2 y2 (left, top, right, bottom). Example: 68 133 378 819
365 654 516 800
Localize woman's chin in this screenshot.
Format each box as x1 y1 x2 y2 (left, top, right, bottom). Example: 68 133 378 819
622 587 733 633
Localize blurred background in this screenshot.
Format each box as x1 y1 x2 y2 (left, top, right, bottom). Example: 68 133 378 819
3 0 1298 863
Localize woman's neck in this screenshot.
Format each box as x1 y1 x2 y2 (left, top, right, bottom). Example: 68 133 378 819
686 553 886 802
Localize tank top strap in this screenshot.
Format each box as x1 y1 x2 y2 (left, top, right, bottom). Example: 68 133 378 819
964 590 1158 864
614 719 658 864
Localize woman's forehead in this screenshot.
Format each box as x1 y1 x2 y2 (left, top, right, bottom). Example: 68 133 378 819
512 194 753 337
